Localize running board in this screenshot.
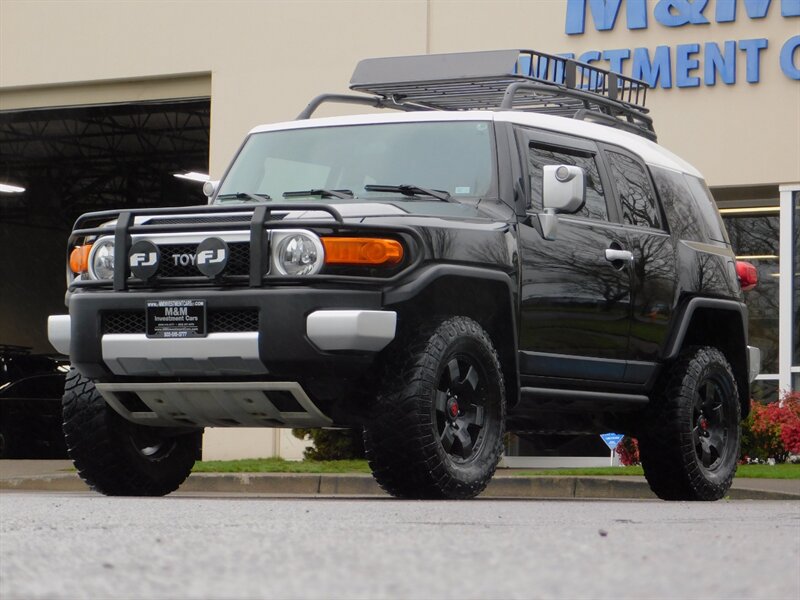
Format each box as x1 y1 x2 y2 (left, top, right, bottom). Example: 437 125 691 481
519 387 649 412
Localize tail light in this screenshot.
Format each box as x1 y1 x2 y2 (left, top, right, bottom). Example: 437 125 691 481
736 261 758 292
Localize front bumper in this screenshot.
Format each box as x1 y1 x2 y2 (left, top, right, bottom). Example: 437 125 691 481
49 287 396 379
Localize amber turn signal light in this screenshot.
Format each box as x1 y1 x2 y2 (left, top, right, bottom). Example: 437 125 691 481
69 244 93 274
321 237 403 266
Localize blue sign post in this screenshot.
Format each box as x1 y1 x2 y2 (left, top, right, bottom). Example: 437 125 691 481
600 433 625 466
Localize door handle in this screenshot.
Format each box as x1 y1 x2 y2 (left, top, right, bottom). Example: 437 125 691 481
605 248 634 263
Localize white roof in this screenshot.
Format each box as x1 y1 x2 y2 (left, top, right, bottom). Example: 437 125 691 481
249 110 702 178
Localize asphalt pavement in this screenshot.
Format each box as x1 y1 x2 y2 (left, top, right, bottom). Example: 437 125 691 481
1 460 799 500
1 492 798 600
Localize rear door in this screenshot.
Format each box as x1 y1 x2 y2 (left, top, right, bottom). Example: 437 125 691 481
515 128 633 383
599 146 676 384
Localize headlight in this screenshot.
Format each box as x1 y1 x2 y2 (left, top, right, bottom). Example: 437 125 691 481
88 238 115 280
272 231 324 276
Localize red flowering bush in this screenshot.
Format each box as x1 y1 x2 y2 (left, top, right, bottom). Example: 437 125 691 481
616 436 640 466
741 392 800 463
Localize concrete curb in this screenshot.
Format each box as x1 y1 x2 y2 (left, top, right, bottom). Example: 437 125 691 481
2 471 798 500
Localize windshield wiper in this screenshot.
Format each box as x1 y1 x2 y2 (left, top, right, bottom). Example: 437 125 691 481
216 192 272 203
364 184 451 202
282 189 354 199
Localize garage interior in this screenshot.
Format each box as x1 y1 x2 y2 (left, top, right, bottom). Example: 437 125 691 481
0 97 210 457
0 98 211 353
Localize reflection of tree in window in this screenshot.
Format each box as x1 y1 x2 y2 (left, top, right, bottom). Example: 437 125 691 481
724 214 780 374
651 167 704 242
607 152 662 229
527 144 607 220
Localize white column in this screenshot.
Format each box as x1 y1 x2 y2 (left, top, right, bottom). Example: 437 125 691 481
778 184 799 402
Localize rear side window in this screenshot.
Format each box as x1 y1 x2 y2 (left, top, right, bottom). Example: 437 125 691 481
684 175 730 244
606 151 664 229
527 144 608 220
650 166 706 242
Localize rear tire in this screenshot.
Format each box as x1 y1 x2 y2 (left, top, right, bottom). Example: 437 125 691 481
62 368 200 496
639 347 740 501
363 316 505 499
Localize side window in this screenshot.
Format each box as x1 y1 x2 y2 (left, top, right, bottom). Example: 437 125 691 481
650 166 705 242
527 143 608 220
606 151 664 229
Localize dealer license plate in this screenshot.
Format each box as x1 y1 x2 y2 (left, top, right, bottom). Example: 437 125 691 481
146 299 206 338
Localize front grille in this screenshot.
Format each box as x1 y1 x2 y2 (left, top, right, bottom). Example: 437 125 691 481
102 309 259 334
103 311 145 334
157 242 250 278
209 310 259 332
146 215 252 225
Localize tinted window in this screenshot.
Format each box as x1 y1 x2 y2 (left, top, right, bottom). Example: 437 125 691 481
527 144 607 220
651 166 705 242
607 151 663 229
685 175 730 244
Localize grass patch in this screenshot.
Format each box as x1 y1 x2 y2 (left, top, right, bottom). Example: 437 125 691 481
191 459 799 479
512 463 800 479
192 457 370 474
514 466 645 477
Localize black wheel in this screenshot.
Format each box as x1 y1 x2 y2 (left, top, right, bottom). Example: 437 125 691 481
62 368 200 496
639 347 741 501
363 316 505 499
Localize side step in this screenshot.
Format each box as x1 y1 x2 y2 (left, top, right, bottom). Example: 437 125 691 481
519 387 649 412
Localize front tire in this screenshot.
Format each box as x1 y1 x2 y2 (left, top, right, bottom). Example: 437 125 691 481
364 316 506 499
639 347 741 501
62 368 200 496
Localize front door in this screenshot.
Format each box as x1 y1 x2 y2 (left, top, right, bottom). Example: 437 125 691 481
516 129 632 383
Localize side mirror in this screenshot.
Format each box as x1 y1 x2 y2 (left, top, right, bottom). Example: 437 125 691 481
203 180 220 202
539 165 586 240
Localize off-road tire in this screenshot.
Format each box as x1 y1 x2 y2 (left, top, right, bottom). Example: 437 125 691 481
62 368 199 496
639 346 740 501
363 316 505 499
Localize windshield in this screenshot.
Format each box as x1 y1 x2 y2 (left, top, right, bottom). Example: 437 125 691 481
215 121 495 203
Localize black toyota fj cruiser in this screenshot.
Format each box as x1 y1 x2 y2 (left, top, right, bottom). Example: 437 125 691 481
49 50 760 500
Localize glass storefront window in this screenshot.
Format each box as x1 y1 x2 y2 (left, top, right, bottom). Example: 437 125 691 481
752 380 779 403
794 193 799 366
722 211 780 374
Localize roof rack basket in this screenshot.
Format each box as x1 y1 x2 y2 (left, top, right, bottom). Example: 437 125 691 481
298 49 656 141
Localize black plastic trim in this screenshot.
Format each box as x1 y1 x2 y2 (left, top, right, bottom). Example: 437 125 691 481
663 297 748 360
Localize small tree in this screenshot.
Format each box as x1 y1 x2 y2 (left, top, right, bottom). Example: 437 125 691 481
291 428 365 461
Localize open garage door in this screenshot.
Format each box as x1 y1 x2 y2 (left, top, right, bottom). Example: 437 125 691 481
0 98 211 353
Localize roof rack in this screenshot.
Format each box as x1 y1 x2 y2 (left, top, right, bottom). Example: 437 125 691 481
297 49 656 141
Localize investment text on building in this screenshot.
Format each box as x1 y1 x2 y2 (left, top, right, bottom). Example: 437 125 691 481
563 0 800 87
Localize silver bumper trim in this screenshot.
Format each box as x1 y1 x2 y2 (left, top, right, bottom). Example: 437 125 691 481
101 332 266 376
306 310 397 352
95 381 332 428
47 315 71 355
747 345 761 383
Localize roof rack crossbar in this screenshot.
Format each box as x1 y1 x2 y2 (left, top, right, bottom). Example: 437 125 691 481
296 93 427 120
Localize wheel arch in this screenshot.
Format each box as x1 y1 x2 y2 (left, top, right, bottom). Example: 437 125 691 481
663 298 750 417
385 265 520 407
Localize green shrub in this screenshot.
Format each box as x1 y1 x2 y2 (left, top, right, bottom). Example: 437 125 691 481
291 428 365 461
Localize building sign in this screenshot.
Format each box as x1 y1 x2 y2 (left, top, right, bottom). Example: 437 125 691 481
563 0 800 87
